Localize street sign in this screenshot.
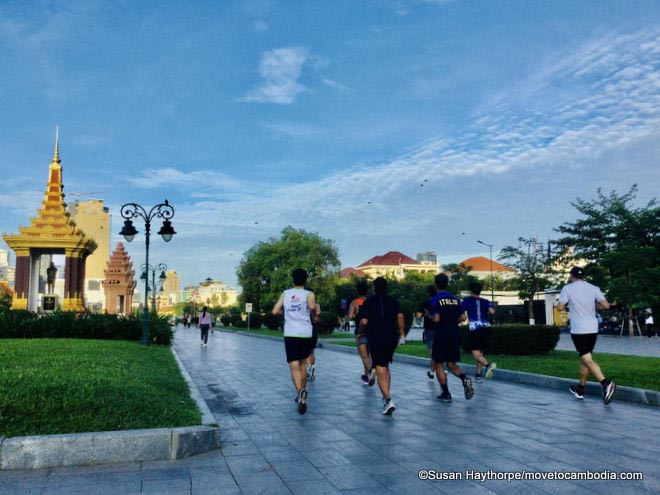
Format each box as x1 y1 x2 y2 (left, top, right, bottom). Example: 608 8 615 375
246 303 253 313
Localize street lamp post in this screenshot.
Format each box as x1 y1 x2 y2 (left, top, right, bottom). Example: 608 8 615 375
477 240 495 306
141 263 167 312
120 200 176 345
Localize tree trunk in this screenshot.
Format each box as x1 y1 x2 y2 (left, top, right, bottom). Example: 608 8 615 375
528 296 535 325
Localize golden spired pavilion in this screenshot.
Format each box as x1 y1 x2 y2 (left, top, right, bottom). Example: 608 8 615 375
3 131 97 311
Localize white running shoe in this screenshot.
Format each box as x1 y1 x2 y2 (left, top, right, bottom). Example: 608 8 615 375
382 398 395 415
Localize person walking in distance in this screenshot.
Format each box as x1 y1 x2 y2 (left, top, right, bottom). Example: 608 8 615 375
557 266 616 404
198 306 212 347
431 273 474 402
360 277 406 415
461 281 496 383
349 281 375 386
272 268 318 415
416 285 438 380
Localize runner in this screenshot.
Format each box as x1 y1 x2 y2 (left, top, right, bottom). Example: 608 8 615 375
306 305 321 382
557 266 616 405
416 285 438 380
272 268 318 415
430 273 474 402
360 277 406 415
461 281 496 383
348 281 376 386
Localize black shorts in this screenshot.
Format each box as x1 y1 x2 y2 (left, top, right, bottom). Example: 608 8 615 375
468 327 491 352
432 333 461 364
369 341 397 367
571 333 597 356
284 337 315 363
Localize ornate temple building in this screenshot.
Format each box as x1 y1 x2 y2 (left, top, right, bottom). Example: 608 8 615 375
2 131 97 311
102 243 136 314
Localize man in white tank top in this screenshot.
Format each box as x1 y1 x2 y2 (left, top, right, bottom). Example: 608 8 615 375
272 268 318 414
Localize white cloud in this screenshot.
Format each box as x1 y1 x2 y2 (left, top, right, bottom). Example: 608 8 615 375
241 47 309 104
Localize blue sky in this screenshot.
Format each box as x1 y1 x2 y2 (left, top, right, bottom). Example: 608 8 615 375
1 0 659 291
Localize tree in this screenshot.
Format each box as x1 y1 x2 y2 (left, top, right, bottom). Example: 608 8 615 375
442 263 479 296
498 237 557 324
554 185 660 334
236 226 341 312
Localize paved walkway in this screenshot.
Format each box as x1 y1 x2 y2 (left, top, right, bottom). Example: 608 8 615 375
555 333 660 357
1 327 658 494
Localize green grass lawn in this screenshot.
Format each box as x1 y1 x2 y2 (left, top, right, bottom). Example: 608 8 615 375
354 340 659 392
0 339 201 438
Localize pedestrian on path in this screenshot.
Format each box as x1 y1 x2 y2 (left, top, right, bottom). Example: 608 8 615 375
348 281 375 386
557 266 616 404
359 277 406 415
431 273 474 402
198 306 212 347
461 281 496 383
645 309 655 338
416 284 438 381
272 268 318 415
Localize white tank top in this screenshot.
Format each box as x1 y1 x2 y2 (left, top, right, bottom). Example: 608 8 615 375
283 288 313 337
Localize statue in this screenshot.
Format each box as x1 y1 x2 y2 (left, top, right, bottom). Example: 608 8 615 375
46 261 57 294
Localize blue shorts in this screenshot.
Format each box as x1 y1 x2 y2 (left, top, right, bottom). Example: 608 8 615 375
355 334 368 346
423 329 436 350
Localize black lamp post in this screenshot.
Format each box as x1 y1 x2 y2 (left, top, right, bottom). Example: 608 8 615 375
120 200 176 345
141 263 167 312
477 240 495 305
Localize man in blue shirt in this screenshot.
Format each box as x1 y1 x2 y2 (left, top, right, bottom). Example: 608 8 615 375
430 273 474 402
461 281 496 383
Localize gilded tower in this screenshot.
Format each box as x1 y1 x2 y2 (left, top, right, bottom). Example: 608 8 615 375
2 130 97 311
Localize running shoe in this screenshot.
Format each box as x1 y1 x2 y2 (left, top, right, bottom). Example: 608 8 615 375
569 385 585 399
382 398 396 415
463 377 474 400
368 368 377 387
309 364 316 382
437 392 453 402
360 374 369 385
427 371 434 380
485 362 497 379
297 388 307 415
475 375 483 383
603 381 616 405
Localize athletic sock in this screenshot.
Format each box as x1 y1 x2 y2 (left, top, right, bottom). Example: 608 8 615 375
441 383 449 394
600 379 609 387
458 373 466 381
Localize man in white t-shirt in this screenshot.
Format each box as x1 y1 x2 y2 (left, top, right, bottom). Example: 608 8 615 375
272 268 318 415
557 266 616 405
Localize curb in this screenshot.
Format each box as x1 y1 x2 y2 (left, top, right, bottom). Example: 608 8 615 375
318 340 660 407
0 347 220 471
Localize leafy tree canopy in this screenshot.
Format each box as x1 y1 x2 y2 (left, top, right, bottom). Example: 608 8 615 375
554 185 660 310
236 226 341 312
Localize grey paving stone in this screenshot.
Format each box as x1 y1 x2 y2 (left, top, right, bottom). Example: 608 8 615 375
2 329 659 495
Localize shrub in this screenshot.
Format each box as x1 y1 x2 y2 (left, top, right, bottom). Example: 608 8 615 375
219 313 231 326
0 310 173 346
262 312 282 330
230 314 246 328
246 312 263 329
460 324 560 355
316 311 339 335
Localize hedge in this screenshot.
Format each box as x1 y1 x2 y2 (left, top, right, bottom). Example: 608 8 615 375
0 310 174 346
316 311 339 335
460 324 560 355
262 312 282 330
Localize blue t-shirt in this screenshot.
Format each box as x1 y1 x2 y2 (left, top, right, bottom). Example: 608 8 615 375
461 296 493 331
430 291 463 340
